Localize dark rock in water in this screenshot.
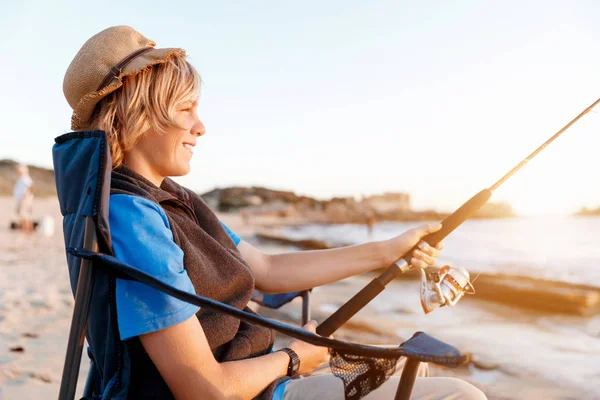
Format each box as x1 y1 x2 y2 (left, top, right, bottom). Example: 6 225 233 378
470 273 600 316
9 346 25 353
256 231 338 250
22 332 39 339
470 354 500 370
394 307 415 314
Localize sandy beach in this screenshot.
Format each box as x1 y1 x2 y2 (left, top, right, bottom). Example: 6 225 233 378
1 197 599 400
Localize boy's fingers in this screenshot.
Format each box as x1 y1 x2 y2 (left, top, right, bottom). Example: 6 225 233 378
415 223 442 237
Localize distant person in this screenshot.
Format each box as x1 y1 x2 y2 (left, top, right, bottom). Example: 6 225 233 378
13 164 34 233
241 208 250 225
360 196 375 239
366 213 375 239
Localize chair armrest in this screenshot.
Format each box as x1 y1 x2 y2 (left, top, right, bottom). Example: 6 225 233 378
251 290 312 325
251 290 310 309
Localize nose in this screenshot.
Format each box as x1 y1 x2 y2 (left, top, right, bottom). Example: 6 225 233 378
192 116 206 137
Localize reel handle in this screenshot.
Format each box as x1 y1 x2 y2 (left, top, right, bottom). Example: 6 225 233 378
316 189 491 337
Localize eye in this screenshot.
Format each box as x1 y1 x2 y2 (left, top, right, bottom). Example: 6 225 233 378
179 102 197 113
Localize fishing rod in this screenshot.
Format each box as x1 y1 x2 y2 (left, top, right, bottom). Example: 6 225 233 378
317 97 600 336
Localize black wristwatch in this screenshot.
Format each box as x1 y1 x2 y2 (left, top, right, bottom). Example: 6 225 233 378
279 347 301 377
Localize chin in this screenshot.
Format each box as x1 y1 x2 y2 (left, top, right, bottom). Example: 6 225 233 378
172 164 191 177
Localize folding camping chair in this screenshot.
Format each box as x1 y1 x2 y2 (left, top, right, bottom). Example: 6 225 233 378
54 130 467 400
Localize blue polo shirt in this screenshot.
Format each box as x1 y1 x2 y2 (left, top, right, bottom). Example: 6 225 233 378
110 195 241 340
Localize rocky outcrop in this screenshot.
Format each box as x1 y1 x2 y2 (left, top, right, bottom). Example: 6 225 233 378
201 187 321 213
201 186 516 222
202 186 418 222
574 206 600 216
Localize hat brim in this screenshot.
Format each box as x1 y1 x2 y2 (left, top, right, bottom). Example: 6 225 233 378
70 47 186 130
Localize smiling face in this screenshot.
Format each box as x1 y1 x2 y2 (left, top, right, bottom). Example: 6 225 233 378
123 99 205 186
86 54 202 186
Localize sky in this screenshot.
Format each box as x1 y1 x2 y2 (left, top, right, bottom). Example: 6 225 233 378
1 0 600 216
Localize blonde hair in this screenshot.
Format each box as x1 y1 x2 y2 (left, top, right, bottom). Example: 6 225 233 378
82 54 201 168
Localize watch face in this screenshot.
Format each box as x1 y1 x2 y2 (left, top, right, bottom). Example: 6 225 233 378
283 348 301 376
291 362 300 373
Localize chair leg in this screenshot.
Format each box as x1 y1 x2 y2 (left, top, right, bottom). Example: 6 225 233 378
394 358 421 400
58 217 98 400
301 291 311 325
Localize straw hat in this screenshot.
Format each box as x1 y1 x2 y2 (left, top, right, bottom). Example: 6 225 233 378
63 25 186 130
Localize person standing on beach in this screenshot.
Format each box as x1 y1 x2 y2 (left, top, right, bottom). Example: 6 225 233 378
13 164 34 234
365 212 375 239
360 195 375 239
61 25 487 400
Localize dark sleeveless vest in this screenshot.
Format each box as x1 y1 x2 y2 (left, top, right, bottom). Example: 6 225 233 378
111 166 283 399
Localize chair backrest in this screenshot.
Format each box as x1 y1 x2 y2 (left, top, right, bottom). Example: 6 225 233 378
54 131 112 290
53 131 128 399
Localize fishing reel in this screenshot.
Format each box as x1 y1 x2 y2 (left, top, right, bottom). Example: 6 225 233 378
419 265 476 314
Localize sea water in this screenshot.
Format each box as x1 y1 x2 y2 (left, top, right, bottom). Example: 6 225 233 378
279 215 600 287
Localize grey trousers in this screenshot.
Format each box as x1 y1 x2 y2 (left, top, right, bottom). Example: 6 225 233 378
281 358 487 400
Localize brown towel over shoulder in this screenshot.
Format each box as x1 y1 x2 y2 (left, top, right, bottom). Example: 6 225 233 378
111 166 284 400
